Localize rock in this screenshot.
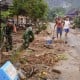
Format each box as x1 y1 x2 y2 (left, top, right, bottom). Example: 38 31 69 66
14 63 21 68
65 41 68 44
51 69 61 74
72 45 75 48
18 69 26 79
44 44 53 49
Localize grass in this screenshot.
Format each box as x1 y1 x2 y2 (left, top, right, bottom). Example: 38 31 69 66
57 53 68 60
10 45 24 63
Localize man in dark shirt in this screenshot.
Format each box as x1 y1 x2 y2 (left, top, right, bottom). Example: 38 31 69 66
5 19 15 52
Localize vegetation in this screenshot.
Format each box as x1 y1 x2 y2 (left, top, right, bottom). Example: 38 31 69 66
0 5 13 48
47 8 56 22
47 7 66 21
74 16 80 28
0 0 48 49
0 23 6 48
12 0 48 20
1 10 11 19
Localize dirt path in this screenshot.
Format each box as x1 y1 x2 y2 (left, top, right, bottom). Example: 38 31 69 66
52 26 80 80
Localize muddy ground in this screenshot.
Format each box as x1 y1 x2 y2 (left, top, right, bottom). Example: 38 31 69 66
0 29 69 80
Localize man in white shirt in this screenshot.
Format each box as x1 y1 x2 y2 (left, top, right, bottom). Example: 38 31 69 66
64 17 70 38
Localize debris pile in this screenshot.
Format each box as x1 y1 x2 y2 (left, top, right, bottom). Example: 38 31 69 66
17 52 61 80
20 64 61 80
0 30 68 80
24 53 59 66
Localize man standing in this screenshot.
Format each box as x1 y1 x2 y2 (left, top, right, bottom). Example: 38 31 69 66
5 19 16 52
64 17 70 38
54 17 63 39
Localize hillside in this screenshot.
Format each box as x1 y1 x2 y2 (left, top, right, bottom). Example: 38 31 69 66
45 0 80 9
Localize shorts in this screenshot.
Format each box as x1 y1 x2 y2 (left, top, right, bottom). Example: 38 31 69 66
57 27 63 34
64 28 69 33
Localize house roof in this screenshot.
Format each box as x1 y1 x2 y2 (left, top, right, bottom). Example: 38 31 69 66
1 0 13 6
66 9 80 16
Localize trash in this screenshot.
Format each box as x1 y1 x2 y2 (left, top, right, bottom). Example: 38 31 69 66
39 71 48 80
44 35 53 49
41 71 48 76
22 64 39 78
45 36 53 45
0 61 19 80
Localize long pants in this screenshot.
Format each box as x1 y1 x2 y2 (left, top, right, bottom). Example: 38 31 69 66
6 34 13 52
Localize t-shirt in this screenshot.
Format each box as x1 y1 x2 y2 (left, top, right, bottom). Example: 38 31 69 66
64 20 70 29
5 25 13 35
56 20 63 28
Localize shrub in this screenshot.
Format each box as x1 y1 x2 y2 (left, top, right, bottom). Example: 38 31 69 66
41 23 47 30
74 16 80 28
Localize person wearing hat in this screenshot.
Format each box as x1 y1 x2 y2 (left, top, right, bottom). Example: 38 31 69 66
5 19 16 52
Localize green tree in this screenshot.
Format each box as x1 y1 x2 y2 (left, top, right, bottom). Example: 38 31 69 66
47 7 66 21
12 0 48 21
54 7 65 17
74 16 80 28
12 0 26 25
47 9 56 21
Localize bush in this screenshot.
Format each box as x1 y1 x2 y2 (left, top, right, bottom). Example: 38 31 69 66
41 23 47 30
74 16 80 28
35 22 47 34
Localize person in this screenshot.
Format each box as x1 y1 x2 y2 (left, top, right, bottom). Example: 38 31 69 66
44 32 53 49
23 23 34 49
64 17 70 38
54 17 64 39
5 19 16 52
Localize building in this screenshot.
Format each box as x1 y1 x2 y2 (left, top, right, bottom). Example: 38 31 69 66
66 9 80 18
1 0 13 6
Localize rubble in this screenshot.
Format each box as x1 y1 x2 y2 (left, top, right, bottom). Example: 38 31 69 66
51 69 61 74
0 30 68 80
24 53 59 66
54 39 64 43
18 69 26 80
20 64 61 80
